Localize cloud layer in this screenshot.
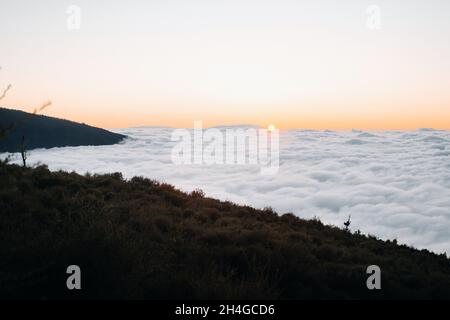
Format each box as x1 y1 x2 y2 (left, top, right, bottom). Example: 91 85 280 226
3 127 450 254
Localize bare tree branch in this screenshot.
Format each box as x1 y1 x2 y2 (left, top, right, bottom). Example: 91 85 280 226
0 66 52 156
0 84 12 101
32 100 52 115
0 66 12 101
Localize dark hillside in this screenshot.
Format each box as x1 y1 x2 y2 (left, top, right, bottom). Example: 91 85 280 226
0 107 126 152
0 161 449 299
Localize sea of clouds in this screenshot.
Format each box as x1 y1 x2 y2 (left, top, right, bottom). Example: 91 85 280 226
3 127 450 254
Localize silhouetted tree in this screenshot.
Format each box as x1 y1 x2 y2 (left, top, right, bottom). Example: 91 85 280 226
344 215 351 231
20 135 27 167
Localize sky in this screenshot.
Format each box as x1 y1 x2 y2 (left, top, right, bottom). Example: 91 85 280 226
1 0 450 129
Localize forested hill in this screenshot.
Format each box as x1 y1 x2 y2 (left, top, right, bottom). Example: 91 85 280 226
0 107 126 152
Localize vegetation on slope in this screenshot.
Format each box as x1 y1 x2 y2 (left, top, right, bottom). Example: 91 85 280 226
0 161 449 299
0 108 126 152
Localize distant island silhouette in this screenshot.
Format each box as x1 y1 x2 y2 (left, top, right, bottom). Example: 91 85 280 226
0 107 126 153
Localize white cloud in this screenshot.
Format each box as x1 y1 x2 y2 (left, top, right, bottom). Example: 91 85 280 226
3 127 450 254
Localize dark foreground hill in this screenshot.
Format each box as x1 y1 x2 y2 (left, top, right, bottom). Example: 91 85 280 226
1 161 449 299
0 108 126 152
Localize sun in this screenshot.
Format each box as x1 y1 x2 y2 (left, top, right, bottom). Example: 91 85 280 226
267 124 276 132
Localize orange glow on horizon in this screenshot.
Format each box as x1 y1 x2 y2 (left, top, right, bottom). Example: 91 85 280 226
2 1 450 132
4 102 448 131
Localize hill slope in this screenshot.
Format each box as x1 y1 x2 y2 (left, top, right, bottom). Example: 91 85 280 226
0 108 126 152
0 161 449 299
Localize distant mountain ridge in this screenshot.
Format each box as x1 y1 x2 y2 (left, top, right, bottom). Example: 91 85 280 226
0 107 126 152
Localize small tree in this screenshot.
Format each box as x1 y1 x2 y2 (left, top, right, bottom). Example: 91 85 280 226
20 135 27 167
344 215 351 232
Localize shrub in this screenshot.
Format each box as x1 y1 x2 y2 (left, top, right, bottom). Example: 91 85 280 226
190 188 205 198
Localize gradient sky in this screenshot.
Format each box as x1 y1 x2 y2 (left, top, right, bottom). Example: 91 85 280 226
1 0 450 129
